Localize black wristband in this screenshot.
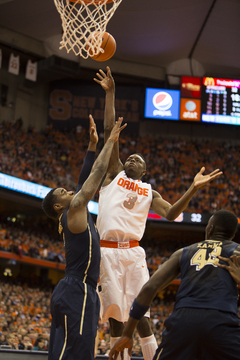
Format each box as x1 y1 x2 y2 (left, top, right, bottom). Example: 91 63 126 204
129 298 149 320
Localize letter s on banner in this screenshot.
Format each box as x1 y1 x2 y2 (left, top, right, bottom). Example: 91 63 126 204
49 90 72 120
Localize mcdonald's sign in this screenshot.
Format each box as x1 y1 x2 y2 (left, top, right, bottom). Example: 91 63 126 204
203 77 215 86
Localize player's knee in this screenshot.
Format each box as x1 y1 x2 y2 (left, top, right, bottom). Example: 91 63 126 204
137 317 153 338
109 318 124 337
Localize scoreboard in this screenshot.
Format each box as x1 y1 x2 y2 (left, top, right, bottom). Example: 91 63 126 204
144 76 240 126
201 77 240 125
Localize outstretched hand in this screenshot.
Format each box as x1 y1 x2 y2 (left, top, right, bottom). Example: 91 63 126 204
108 336 133 360
217 255 240 284
89 114 98 144
193 167 222 189
94 66 115 92
108 117 127 143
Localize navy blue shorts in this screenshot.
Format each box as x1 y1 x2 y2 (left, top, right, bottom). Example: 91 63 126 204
154 308 240 360
48 276 100 360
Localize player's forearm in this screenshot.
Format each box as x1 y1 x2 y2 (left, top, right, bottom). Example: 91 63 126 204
76 139 115 205
122 318 139 338
136 281 160 308
91 138 114 175
104 91 115 142
77 150 96 191
165 183 197 221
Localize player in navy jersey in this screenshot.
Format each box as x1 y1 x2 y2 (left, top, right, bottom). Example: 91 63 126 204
42 115 126 360
109 209 240 360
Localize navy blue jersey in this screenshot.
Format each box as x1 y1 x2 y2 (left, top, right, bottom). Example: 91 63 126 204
48 151 100 360
58 210 100 287
175 240 239 313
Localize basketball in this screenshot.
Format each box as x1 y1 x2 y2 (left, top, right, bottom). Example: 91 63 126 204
89 32 116 62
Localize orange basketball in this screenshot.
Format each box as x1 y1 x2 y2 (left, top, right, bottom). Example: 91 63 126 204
90 32 116 62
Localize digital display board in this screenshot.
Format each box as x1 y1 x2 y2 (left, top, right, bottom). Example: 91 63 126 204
0 173 98 214
0 172 50 199
148 210 210 225
145 88 180 120
201 77 240 125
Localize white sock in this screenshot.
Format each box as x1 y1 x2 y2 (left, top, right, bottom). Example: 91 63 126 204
110 337 131 360
140 334 158 360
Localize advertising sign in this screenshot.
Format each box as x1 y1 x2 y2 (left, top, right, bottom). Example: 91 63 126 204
181 76 202 98
180 98 201 121
145 88 180 120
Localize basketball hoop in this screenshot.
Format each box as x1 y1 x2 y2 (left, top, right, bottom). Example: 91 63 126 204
53 0 123 58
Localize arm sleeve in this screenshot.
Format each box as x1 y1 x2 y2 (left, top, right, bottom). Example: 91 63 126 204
76 151 96 192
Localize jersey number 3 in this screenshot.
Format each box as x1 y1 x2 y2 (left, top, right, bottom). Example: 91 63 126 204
124 194 138 209
190 246 222 271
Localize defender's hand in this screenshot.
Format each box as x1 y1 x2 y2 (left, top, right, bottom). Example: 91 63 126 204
89 114 98 144
108 336 133 360
217 255 240 284
108 117 127 143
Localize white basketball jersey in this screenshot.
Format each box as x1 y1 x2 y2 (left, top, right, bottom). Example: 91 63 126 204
97 171 152 241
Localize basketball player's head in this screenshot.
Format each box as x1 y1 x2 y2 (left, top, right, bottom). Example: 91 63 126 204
124 154 146 180
42 187 75 219
205 209 238 241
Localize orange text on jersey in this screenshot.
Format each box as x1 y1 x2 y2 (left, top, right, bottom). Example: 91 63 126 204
117 178 149 196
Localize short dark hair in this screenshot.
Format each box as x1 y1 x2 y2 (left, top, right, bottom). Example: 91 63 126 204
135 153 146 162
42 188 58 219
212 209 238 239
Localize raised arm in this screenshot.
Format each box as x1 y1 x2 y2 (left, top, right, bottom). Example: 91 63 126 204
77 115 98 191
151 167 223 221
94 67 115 140
67 118 127 233
108 249 182 360
94 67 123 185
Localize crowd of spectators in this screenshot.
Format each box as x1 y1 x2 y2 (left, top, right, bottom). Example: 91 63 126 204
0 278 51 352
0 220 65 265
0 275 177 356
1 119 240 214
1 274 239 356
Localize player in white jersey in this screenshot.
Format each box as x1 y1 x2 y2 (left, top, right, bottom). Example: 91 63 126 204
97 170 152 242
94 67 222 360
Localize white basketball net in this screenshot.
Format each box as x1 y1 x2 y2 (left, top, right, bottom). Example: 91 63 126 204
53 0 122 58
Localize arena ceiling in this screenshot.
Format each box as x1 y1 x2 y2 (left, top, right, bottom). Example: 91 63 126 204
0 0 240 80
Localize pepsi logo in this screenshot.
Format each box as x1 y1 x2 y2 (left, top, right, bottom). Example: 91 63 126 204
153 92 173 111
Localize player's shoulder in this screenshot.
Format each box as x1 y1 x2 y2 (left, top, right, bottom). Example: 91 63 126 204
167 248 183 270
233 244 240 255
172 248 184 258
152 189 162 198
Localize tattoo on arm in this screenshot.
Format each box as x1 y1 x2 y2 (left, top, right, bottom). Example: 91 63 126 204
72 199 82 208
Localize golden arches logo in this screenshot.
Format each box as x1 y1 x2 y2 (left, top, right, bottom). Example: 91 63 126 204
204 77 215 86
